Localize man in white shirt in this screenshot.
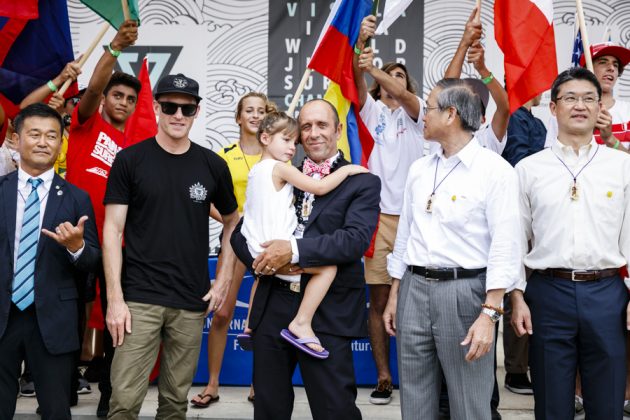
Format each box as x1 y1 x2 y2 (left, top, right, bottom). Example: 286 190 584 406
383 79 520 420
511 67 630 420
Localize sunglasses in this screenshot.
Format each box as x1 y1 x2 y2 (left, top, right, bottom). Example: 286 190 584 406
158 101 197 117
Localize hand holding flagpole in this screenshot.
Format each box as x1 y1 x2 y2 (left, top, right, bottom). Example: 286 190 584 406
575 0 593 71
58 23 110 95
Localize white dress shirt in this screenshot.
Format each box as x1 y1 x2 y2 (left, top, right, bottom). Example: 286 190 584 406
515 138 630 290
14 167 83 267
387 137 521 291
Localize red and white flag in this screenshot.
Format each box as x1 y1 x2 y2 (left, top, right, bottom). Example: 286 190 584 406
495 0 558 113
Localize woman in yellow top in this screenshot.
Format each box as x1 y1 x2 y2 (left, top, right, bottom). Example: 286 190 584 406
191 92 275 408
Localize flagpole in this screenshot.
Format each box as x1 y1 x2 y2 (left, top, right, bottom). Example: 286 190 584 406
121 0 131 21
575 0 593 71
287 69 313 115
58 22 110 95
475 0 481 21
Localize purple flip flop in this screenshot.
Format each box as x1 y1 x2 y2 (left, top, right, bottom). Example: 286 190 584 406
280 329 329 359
237 333 253 351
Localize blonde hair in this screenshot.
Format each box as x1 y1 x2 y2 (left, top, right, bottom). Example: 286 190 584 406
256 111 299 144
235 92 277 123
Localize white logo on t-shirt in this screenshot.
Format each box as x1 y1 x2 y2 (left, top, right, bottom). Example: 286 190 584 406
86 167 109 178
91 131 122 167
189 182 207 202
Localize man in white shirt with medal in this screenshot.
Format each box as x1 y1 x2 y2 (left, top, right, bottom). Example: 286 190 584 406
511 67 630 419
383 78 521 420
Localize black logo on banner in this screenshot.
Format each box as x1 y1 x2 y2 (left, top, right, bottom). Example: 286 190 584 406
108 46 183 84
267 1 425 112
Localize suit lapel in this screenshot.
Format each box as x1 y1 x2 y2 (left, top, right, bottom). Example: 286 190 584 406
37 174 65 260
2 172 18 262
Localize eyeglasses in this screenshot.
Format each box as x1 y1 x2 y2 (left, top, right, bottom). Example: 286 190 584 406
556 95 599 105
158 101 197 117
425 105 441 113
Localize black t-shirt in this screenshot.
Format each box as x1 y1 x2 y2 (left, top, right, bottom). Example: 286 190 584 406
104 138 237 311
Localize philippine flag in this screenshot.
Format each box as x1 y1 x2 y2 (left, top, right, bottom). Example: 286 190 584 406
495 0 558 113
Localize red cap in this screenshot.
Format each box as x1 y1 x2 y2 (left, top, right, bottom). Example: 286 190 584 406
580 43 630 72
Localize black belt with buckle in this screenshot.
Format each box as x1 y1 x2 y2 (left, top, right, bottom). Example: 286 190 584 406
409 265 486 280
272 277 301 293
535 268 620 282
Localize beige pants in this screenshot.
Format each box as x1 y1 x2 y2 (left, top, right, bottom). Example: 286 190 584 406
364 213 400 285
108 301 205 420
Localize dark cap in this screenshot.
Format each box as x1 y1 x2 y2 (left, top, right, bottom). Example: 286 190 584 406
154 73 202 103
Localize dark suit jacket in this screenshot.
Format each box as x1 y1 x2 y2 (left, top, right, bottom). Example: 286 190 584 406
0 172 100 355
231 160 381 338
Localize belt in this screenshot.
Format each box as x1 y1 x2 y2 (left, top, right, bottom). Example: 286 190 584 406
272 277 301 293
535 268 620 282
408 266 486 280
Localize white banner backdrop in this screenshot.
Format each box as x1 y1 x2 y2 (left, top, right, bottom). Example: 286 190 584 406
67 0 630 251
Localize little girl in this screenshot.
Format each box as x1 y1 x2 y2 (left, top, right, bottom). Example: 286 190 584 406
241 111 367 358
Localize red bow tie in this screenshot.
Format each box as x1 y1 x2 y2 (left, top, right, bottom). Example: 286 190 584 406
303 158 331 177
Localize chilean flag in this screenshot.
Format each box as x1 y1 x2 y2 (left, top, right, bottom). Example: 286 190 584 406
307 0 374 166
495 0 558 113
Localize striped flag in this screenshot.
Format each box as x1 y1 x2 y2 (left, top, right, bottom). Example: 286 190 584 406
570 17 583 67
307 0 374 166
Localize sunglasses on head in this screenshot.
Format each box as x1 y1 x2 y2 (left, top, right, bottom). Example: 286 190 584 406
158 101 197 117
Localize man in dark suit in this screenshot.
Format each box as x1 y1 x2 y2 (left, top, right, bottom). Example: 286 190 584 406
0 103 100 420
231 99 381 420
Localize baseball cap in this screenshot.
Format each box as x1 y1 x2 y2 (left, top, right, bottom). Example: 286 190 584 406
580 43 630 75
154 73 202 103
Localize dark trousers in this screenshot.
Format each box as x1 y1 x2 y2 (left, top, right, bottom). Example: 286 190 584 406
526 272 627 420
251 282 361 420
0 304 74 420
98 269 114 397
502 295 529 374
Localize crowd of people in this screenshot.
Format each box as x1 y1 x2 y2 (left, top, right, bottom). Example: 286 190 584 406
1 9 630 420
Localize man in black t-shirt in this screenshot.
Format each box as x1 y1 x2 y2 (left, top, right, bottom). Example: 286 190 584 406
102 74 239 418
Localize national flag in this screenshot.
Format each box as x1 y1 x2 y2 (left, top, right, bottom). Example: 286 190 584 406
0 1 39 20
570 16 583 68
0 0 78 118
495 0 558 113
308 0 374 166
123 57 157 147
376 0 413 35
80 0 140 28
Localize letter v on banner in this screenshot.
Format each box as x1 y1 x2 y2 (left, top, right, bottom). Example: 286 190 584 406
300 0 375 166
494 0 558 113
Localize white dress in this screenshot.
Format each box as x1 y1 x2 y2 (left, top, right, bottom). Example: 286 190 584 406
242 159 298 257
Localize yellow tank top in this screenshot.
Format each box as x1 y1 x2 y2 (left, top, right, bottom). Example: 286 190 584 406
217 142 261 213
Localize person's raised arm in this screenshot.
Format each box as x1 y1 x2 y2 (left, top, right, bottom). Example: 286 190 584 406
20 59 82 109
358 48 421 120
78 20 138 125
103 203 130 347
274 162 368 196
444 8 481 79
468 41 509 140
354 15 377 108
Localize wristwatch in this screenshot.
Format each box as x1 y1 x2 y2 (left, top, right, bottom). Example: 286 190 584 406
481 307 501 323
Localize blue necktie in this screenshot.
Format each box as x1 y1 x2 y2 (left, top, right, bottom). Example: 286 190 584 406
12 177 43 310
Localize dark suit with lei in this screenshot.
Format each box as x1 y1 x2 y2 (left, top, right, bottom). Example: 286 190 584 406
232 159 381 420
